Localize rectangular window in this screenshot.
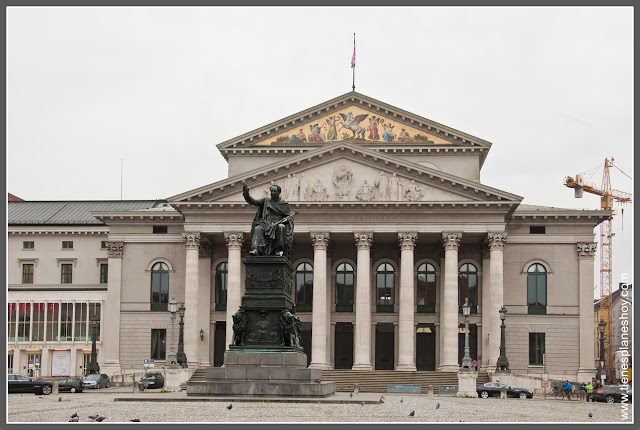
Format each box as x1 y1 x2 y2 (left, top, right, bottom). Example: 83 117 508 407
530 226 546 234
88 303 101 341
100 241 108 249
152 226 168 234
22 264 34 284
32 303 45 342
23 241 34 249
46 303 59 343
61 264 73 283
62 241 74 249
529 332 545 365
99 263 108 284
17 303 30 342
74 303 88 341
60 303 73 341
151 329 166 360
8 303 17 342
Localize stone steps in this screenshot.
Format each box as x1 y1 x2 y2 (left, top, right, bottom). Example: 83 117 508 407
181 367 207 390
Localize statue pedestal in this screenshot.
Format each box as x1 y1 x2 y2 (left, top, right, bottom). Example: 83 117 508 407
456 369 479 398
187 256 335 397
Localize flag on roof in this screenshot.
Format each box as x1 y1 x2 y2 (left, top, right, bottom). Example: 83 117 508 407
351 34 356 68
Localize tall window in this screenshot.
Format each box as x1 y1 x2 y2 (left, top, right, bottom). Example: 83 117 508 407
295 263 313 312
214 262 228 311
17 304 30 342
99 263 108 284
60 302 73 341
32 303 45 342
150 262 170 311
417 263 436 313
22 264 34 284
458 263 478 313
529 333 545 365
8 303 17 342
150 329 166 360
46 303 59 342
376 263 395 312
88 303 101 341
61 264 73 284
74 303 88 341
335 263 355 312
527 263 547 314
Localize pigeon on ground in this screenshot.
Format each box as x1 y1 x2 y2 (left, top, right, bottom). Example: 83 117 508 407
400 397 403 403
226 404 233 410
409 411 415 417
349 393 353 398
71 413 78 419
436 403 440 409
88 415 98 421
95 417 106 422
58 397 62 402
130 419 141 422
314 379 321 383
361 401 365 406
69 416 79 422
589 413 593 418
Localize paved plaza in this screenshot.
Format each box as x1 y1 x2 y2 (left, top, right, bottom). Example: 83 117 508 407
6 388 633 423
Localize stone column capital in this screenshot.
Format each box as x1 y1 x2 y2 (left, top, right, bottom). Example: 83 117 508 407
354 232 373 250
441 232 461 251
310 232 330 250
577 242 597 260
182 232 201 250
224 232 244 250
487 232 508 251
106 241 124 258
398 232 418 250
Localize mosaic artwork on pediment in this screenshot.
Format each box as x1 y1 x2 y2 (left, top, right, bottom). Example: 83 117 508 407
255 106 452 146
218 160 466 203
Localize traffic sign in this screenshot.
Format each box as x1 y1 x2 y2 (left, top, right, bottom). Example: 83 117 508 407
35 358 40 364
601 361 605 369
144 359 149 365
601 371 606 376
150 359 155 368
472 360 478 367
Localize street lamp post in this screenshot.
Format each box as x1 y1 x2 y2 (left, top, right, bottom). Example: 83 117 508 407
86 312 100 375
598 319 606 385
460 298 474 369
495 306 510 371
167 296 178 366
176 302 187 368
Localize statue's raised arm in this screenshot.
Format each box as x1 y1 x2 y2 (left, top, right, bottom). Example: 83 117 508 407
243 183 294 257
243 183 262 206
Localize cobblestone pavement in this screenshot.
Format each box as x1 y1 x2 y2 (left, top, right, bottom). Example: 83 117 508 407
6 390 633 423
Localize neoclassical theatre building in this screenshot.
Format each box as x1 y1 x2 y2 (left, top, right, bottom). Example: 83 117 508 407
8 92 607 382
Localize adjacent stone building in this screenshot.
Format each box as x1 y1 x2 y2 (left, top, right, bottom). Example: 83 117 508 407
8 92 608 383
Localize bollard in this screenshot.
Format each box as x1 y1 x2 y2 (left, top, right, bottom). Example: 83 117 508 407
428 385 434 397
353 383 360 395
133 382 139 393
52 381 59 395
500 386 507 399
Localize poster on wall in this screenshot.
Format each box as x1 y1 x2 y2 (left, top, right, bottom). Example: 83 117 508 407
51 350 71 376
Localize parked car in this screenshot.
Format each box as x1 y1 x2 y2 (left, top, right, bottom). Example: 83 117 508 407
591 385 632 404
7 374 53 395
477 382 533 399
140 372 165 389
56 378 84 393
82 373 110 389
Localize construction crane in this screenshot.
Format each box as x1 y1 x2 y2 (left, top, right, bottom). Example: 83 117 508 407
564 157 631 381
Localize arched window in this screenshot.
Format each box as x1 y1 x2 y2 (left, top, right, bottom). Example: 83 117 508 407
295 262 313 312
151 262 169 311
214 262 228 311
376 263 395 313
527 263 547 314
458 263 478 313
335 262 354 312
417 263 436 313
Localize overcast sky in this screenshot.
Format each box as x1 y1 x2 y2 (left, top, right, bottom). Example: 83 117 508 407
7 7 633 294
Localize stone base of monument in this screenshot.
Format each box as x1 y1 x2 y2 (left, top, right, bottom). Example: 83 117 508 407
456 369 479 398
187 351 336 397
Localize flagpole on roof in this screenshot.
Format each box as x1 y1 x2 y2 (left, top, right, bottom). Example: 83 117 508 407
351 33 356 91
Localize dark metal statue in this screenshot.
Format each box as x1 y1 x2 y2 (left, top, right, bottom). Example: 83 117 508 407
242 183 296 257
232 309 247 346
279 309 301 348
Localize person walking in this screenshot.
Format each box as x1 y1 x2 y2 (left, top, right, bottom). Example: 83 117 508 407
585 381 593 402
562 380 573 400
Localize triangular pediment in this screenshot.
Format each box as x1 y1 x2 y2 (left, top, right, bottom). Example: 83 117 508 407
216 92 493 166
170 142 521 207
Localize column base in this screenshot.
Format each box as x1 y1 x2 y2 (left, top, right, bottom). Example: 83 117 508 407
456 370 479 398
395 363 417 371
309 362 333 370
437 364 460 373
351 363 373 370
577 367 596 384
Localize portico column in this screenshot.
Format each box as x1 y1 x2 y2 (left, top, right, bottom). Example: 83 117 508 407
352 232 373 370
576 242 597 383
309 232 331 369
487 232 507 370
182 232 201 366
480 243 490 371
397 232 418 371
224 233 244 350
102 242 123 375
439 233 461 372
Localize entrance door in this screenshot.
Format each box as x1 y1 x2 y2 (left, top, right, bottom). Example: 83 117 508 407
416 327 436 371
26 353 41 378
334 322 353 369
82 353 92 376
213 322 226 367
375 323 394 370
458 325 478 366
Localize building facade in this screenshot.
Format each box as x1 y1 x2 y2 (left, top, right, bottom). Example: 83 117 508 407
8 92 607 382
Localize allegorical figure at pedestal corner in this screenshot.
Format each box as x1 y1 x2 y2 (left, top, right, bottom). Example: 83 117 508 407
243 183 297 257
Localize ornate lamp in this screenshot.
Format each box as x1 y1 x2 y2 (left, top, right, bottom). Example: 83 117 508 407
460 298 474 369
177 302 187 368
167 296 178 366
495 306 510 371
597 319 606 384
